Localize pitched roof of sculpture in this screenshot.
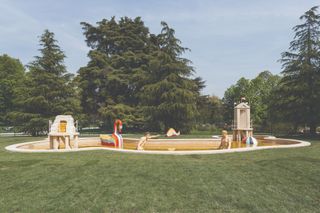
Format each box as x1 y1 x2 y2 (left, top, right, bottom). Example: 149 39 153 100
235 102 250 109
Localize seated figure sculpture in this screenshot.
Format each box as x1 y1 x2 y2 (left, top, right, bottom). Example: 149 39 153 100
219 130 231 149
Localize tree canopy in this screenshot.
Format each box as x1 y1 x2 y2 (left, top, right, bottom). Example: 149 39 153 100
0 55 25 126
274 6 320 134
139 22 200 132
223 71 281 131
78 17 202 132
10 30 80 135
2 9 320 135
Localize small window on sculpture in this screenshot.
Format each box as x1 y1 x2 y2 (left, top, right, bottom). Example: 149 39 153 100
59 120 67 133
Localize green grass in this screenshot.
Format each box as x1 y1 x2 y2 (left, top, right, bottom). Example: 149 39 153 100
0 136 319 212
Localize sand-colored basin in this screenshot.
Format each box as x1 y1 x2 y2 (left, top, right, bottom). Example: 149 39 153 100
5 136 311 155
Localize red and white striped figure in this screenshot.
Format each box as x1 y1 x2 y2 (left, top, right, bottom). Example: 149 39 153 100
100 119 123 148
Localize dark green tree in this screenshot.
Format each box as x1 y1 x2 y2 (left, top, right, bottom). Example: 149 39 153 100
0 55 25 126
78 18 203 132
276 6 320 134
197 95 223 125
10 30 80 135
78 17 151 129
249 71 281 129
140 22 200 132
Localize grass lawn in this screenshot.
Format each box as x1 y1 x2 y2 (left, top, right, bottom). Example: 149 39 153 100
0 136 319 212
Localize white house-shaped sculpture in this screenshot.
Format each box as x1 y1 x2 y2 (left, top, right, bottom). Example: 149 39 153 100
48 115 79 150
232 102 253 141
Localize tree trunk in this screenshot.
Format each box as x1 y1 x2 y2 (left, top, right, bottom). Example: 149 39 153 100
309 123 317 135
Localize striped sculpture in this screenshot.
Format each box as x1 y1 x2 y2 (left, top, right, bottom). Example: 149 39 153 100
100 119 123 149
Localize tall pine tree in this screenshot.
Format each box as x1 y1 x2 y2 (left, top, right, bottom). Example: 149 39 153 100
10 30 79 135
275 6 320 134
140 22 199 132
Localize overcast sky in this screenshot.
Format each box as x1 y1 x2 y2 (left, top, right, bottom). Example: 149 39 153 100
0 0 319 97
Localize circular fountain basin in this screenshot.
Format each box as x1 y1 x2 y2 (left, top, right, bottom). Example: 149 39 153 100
5 135 311 155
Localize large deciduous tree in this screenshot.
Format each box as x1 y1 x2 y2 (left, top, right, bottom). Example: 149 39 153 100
10 30 79 135
78 18 203 132
275 6 320 134
222 71 280 131
0 55 25 126
78 17 151 129
223 77 251 124
196 95 223 126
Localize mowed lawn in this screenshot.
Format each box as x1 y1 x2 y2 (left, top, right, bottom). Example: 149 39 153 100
0 136 319 212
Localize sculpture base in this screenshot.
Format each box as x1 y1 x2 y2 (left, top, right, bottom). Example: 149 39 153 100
232 129 253 141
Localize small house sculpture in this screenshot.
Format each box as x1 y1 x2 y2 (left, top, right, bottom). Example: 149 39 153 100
48 115 79 150
232 99 253 141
